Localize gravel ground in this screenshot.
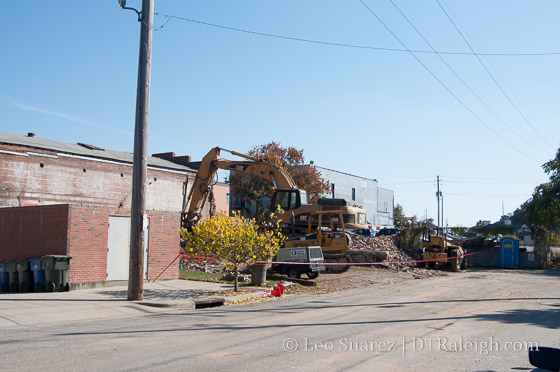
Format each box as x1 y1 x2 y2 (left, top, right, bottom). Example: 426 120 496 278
284 265 448 295
209 265 451 302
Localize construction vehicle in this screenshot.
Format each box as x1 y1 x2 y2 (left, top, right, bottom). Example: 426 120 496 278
282 210 351 273
181 147 368 233
270 246 325 279
416 225 466 272
181 147 360 271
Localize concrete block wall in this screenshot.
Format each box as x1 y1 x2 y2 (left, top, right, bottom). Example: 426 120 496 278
469 247 500 268
519 252 542 269
468 246 543 269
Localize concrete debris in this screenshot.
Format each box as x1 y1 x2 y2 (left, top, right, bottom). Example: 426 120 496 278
221 272 251 283
181 258 227 273
348 233 414 268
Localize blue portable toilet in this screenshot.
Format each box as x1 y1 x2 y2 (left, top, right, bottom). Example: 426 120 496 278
500 237 519 269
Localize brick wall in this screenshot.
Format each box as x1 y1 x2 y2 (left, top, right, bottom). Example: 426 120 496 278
0 204 69 261
0 144 189 212
143 210 180 280
66 205 179 283
0 141 222 284
0 204 179 284
0 144 230 219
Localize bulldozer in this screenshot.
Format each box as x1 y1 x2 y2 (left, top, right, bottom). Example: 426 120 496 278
283 210 351 273
417 225 466 272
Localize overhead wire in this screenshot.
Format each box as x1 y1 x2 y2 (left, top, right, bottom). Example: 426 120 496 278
386 0 549 155
357 0 539 162
152 12 560 57
443 176 544 181
434 0 555 150
446 193 528 197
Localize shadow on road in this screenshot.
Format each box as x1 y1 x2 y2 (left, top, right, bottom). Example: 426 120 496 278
52 297 560 337
98 289 215 301
0 289 215 302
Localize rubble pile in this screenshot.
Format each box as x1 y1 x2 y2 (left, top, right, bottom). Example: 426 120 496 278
180 257 226 273
348 233 414 267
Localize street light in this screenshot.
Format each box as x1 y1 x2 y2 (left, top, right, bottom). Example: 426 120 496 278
118 0 142 21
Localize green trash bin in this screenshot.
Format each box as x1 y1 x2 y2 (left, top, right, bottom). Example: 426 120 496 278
42 255 72 292
6 260 19 293
16 259 33 293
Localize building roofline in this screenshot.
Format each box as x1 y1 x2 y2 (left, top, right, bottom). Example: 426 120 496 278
311 165 378 183
0 131 197 173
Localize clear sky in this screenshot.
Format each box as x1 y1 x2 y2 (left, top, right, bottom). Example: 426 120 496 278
2 1 559 227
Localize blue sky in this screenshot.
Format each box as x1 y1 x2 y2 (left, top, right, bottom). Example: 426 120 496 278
2 1 559 227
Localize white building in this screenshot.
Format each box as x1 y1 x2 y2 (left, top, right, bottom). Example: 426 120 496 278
314 166 394 227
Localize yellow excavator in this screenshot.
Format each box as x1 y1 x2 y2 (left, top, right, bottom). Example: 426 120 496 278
417 225 466 272
181 147 363 271
181 147 368 234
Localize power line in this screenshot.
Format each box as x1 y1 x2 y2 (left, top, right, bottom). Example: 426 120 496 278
446 193 528 197
153 12 560 57
383 180 435 185
435 0 555 150
444 176 543 181
444 180 539 185
387 0 550 155
357 0 539 163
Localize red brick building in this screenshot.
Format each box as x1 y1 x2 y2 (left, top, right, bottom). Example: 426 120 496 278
0 131 229 287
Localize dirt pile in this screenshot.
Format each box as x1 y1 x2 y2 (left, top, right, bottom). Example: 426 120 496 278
348 233 414 267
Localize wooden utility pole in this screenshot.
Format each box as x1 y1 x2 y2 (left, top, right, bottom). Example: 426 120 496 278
128 0 154 301
436 175 441 228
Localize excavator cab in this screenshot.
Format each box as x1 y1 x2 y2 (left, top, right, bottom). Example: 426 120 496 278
270 189 308 211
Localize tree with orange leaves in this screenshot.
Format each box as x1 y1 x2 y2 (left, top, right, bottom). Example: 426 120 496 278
229 142 330 221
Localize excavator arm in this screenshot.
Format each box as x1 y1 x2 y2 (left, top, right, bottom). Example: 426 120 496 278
181 147 299 230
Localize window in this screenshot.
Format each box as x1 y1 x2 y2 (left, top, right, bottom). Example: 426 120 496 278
352 188 356 201
358 213 366 225
290 192 298 209
343 214 355 224
226 193 230 205
277 192 290 210
331 183 335 198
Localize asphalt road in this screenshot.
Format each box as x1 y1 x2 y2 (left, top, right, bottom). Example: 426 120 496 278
2 269 559 371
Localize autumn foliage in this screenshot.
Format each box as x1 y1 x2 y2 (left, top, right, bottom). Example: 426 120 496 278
180 210 286 291
229 142 330 219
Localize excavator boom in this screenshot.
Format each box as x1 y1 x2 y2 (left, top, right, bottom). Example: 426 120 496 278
182 147 299 230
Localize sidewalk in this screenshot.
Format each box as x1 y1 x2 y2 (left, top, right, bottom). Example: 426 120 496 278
0 280 267 329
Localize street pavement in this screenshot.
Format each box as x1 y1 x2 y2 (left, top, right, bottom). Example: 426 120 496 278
1 270 559 370
0 279 266 329
0 270 560 371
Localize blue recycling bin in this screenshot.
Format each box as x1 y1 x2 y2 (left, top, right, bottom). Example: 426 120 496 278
29 258 46 292
500 238 519 269
0 262 9 293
